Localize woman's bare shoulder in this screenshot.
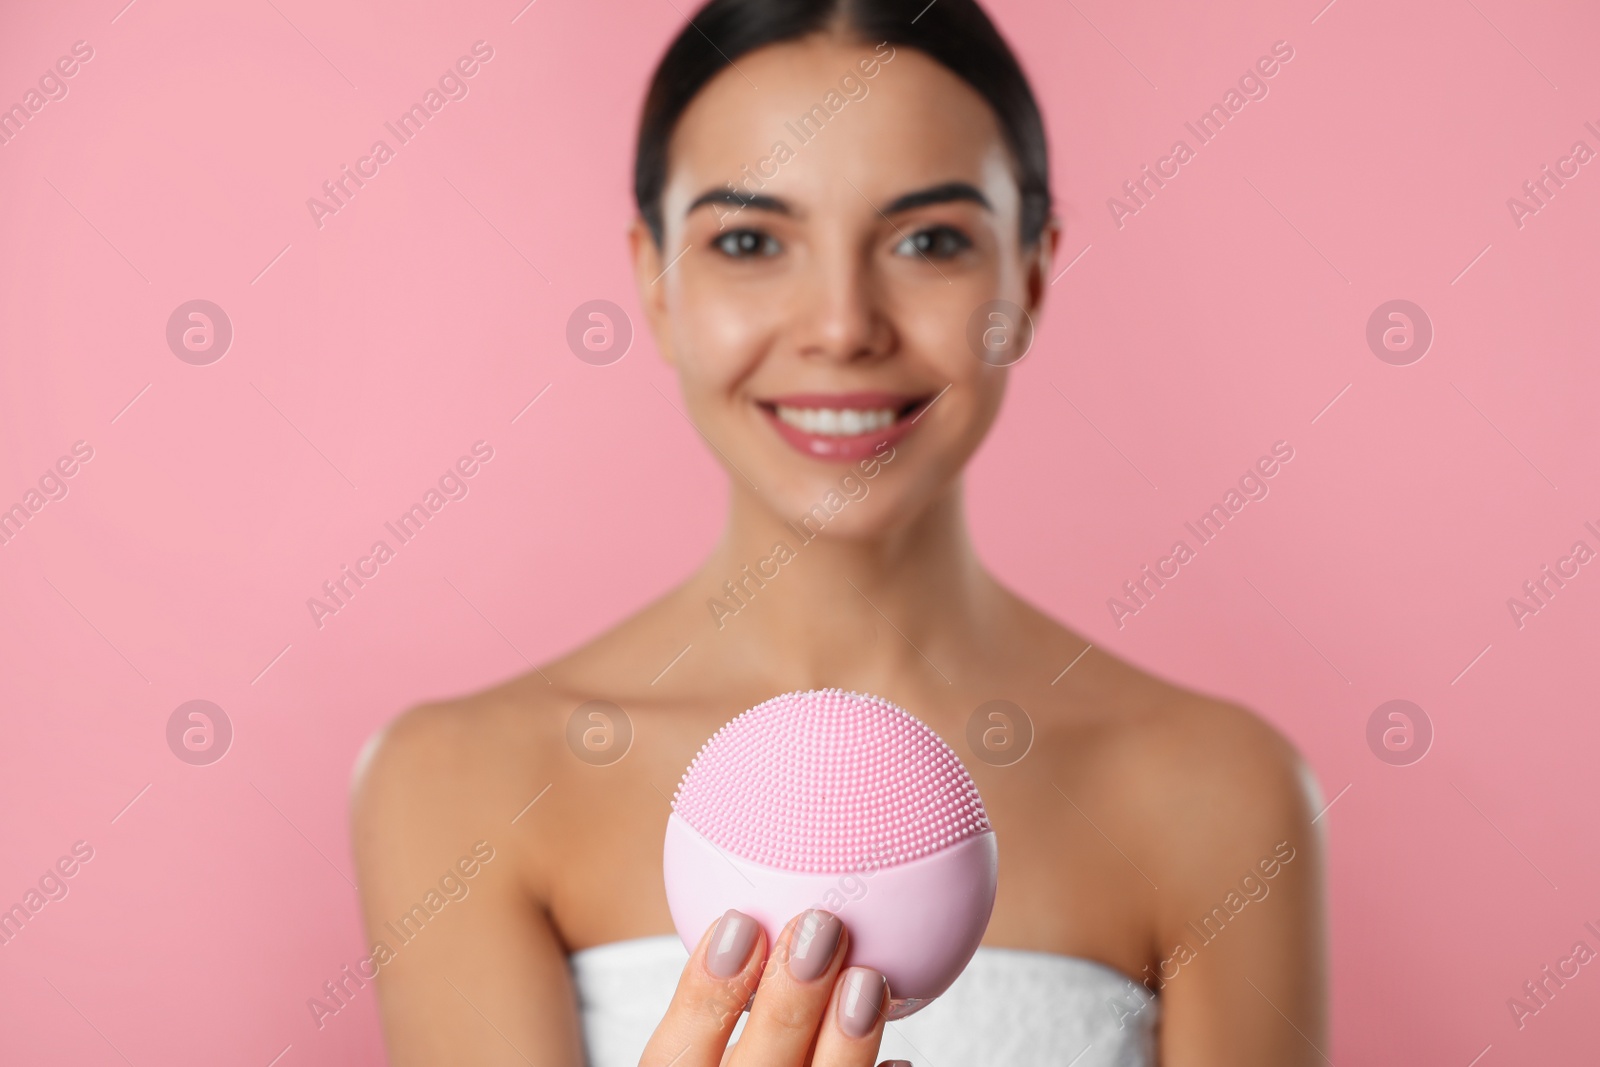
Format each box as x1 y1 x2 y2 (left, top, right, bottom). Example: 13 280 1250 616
1051 646 1323 897
352 583 688 796
347 669 593 890
347 588 688 876
356 670 565 782
1007 589 1321 870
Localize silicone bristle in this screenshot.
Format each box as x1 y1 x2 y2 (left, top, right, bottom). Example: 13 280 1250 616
671 689 992 874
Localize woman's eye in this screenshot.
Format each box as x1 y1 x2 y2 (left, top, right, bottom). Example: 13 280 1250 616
713 230 781 258
895 225 972 260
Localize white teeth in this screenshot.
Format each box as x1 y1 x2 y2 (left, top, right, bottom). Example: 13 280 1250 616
774 405 898 436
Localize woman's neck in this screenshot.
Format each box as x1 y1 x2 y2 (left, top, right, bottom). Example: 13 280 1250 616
680 477 1006 692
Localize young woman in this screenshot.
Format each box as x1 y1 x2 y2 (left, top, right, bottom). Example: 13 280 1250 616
351 1 1328 1063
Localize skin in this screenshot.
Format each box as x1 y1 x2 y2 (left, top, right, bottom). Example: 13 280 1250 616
351 33 1329 1067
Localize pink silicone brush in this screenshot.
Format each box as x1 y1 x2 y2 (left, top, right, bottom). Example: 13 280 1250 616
664 688 999 1019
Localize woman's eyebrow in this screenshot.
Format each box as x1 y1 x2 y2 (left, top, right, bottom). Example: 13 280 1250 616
686 188 792 217
882 181 992 214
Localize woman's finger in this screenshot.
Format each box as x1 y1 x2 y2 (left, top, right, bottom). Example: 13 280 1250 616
726 909 848 1067
638 909 765 1067
807 965 892 1066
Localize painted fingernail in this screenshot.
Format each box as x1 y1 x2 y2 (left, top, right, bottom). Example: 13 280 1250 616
706 909 759 978
837 967 886 1038
788 910 843 982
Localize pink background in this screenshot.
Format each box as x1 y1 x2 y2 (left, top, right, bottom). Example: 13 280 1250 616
2 0 1597 1063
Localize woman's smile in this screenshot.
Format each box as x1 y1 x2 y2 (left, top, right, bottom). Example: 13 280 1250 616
757 390 937 460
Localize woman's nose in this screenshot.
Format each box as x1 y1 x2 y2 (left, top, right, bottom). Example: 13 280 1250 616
790 248 892 364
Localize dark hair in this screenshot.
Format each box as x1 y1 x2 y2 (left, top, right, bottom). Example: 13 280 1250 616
634 0 1052 249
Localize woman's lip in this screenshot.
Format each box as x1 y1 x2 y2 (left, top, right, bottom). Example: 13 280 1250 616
758 398 926 462
758 391 927 411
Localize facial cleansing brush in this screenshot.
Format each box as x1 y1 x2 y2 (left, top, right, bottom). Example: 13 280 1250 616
663 688 998 1019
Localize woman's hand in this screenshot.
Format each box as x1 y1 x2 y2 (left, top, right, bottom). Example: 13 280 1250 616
639 908 907 1067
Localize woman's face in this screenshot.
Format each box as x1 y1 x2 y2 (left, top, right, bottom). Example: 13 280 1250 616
632 34 1057 536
